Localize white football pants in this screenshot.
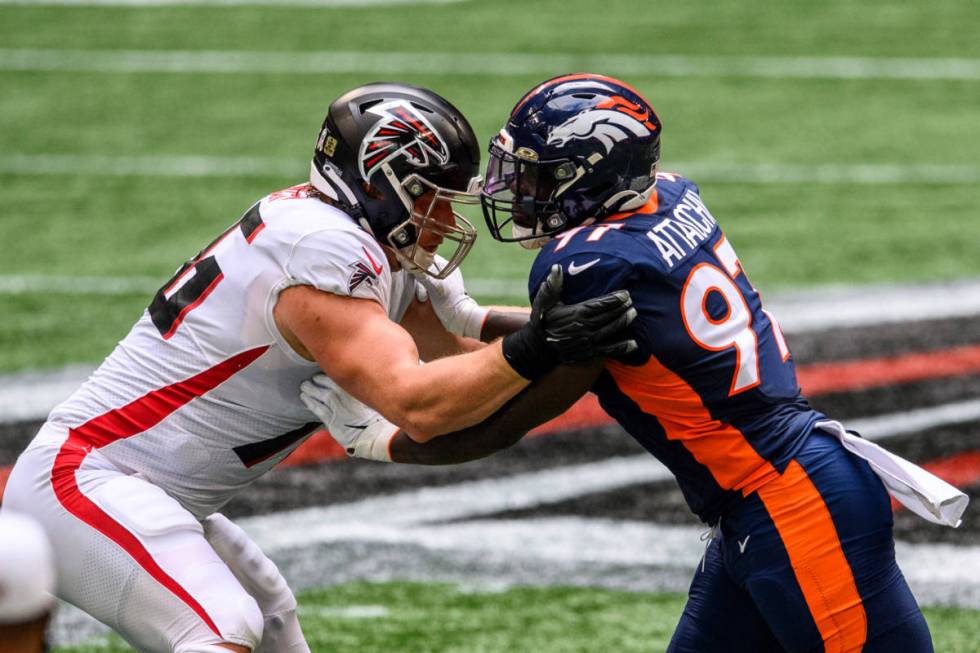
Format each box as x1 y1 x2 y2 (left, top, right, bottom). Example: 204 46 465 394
1 423 304 653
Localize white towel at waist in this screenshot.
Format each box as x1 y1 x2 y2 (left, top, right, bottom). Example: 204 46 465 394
815 420 968 528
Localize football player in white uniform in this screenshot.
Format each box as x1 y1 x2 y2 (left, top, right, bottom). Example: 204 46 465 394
1 83 637 653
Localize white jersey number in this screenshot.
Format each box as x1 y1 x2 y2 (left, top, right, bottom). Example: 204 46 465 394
680 237 790 396
149 203 264 339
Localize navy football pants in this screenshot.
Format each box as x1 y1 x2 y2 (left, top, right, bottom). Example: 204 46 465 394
667 432 933 652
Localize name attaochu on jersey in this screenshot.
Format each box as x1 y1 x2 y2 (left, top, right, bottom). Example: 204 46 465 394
645 188 719 269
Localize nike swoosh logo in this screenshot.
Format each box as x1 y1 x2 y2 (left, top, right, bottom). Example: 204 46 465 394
343 423 368 431
738 535 750 554
567 258 601 275
362 246 384 275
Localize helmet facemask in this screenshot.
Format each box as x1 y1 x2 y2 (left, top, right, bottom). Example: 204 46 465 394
481 138 575 249
381 165 481 279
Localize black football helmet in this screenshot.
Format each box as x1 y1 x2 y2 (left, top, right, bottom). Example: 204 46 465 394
311 82 481 278
482 73 662 248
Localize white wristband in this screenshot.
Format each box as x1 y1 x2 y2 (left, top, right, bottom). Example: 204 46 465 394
459 303 490 340
348 421 398 463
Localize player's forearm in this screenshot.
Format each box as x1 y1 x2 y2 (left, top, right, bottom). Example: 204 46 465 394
390 360 603 464
479 308 530 343
384 340 529 440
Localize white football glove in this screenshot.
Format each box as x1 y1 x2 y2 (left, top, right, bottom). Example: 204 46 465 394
416 255 489 340
299 374 398 463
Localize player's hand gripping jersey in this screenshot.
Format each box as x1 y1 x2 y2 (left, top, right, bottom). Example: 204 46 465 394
43 184 417 517
528 173 821 524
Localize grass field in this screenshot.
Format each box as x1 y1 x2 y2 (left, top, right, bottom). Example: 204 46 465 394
3 0 979 649
2 0 979 372
53 581 980 653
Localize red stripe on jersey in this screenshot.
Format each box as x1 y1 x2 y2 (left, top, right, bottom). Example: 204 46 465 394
0 464 10 503
244 221 265 244
50 345 269 637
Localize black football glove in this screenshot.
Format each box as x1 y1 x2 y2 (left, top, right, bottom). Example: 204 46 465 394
502 264 638 380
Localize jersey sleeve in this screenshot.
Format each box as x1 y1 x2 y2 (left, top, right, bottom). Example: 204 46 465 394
284 227 391 307
528 249 636 305
528 237 647 366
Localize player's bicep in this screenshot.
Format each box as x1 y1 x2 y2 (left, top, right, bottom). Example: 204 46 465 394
274 285 420 399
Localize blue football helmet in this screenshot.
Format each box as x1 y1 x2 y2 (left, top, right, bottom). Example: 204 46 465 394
482 73 662 247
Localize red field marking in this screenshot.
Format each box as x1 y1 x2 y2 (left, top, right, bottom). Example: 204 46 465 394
797 343 980 396
275 396 614 468
2 343 979 486
279 431 346 467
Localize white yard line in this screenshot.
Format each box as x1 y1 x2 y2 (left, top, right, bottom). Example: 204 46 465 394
2 276 979 422
850 400 980 442
242 456 674 550
2 279 980 421
3 49 980 80
4 154 978 185
762 278 980 333
0 274 162 296
235 395 980 551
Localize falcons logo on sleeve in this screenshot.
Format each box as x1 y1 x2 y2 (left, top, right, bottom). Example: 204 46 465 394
357 100 450 181
347 247 383 293
347 261 377 293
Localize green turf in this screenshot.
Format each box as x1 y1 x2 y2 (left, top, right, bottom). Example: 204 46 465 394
2 74 978 165
3 1 980 58
53 581 980 653
1 0 978 373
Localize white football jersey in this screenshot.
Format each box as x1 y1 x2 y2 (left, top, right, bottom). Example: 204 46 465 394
44 184 417 517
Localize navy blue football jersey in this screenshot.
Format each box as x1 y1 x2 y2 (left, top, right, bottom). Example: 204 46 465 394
528 172 826 523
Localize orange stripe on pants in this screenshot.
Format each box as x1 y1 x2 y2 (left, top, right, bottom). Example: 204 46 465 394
757 461 867 652
607 356 867 651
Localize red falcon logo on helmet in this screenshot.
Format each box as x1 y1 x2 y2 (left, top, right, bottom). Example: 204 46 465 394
357 100 450 181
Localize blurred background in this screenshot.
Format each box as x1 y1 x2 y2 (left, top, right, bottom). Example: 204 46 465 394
1 0 979 650
2 0 978 371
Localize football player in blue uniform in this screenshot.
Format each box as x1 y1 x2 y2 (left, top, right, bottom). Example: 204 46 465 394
476 73 938 653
